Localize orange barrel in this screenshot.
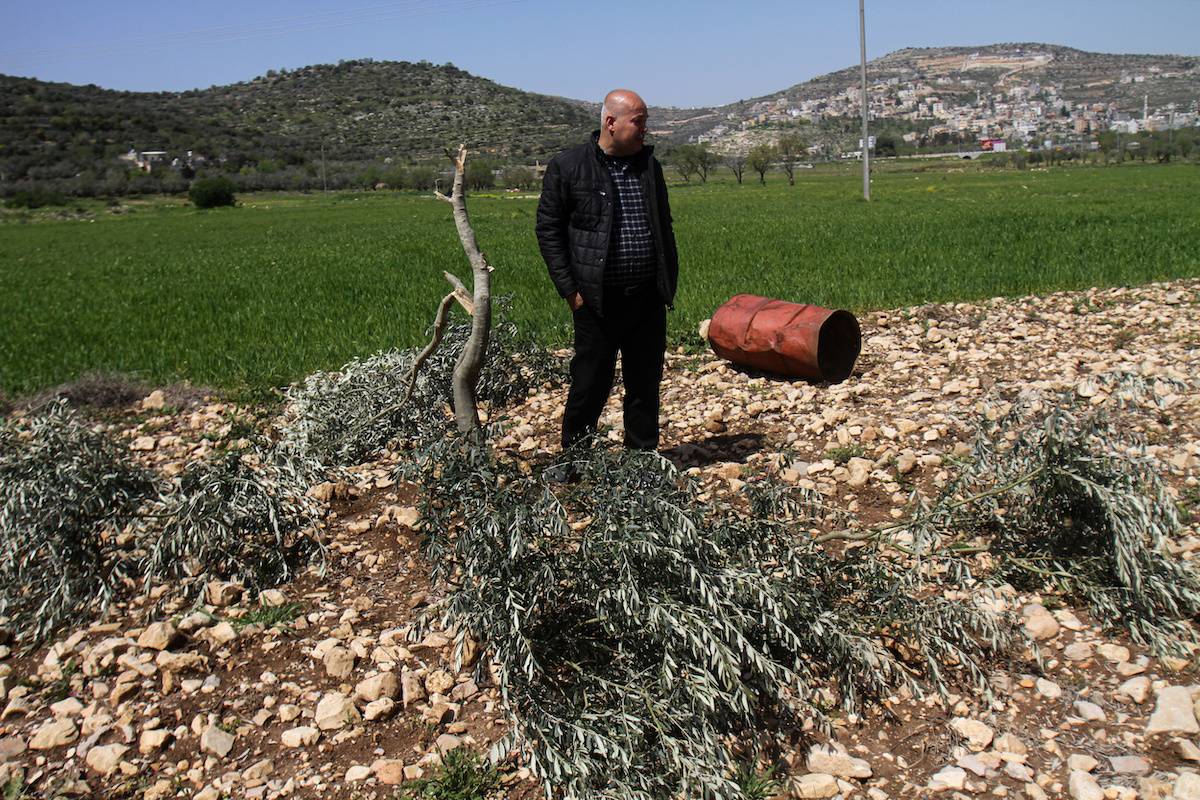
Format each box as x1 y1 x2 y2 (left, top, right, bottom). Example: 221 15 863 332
706 294 861 382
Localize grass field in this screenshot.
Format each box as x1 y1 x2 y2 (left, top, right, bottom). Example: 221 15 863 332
2 161 1198 397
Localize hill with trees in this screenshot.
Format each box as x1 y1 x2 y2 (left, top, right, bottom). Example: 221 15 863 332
2 44 1197 197
0 59 594 196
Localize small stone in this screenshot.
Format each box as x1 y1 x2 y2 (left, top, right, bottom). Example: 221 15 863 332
401 669 427 706
201 724 235 758
1063 642 1093 661
137 621 179 651
1068 769 1104 800
259 589 287 607
281 726 321 747
421 702 457 726
425 669 455 696
141 390 166 410
315 692 361 730
451 680 479 702
928 766 967 792
1116 676 1151 704
1073 701 1106 722
29 718 78 749
323 646 357 679
951 718 994 751
85 743 129 775
355 672 399 702
206 621 238 645
372 759 406 784
1025 783 1049 800
363 698 396 721
1022 605 1060 641
1004 762 1034 782
845 458 871 489
1036 678 1062 699
1147 686 1200 735
1108 756 1149 775
345 765 372 782
392 506 421 529
1174 772 1200 800
1067 754 1098 772
0 736 27 761
178 611 214 633
435 734 464 753
131 435 156 451
957 754 991 777
792 773 840 798
243 758 274 782
806 744 873 779
139 729 173 754
1097 643 1131 662
205 580 242 607
1178 739 1200 761
49 697 84 717
144 780 174 800
993 733 1027 755
1054 609 1086 631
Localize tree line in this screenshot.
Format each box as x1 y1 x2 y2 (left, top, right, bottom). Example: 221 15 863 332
663 134 811 185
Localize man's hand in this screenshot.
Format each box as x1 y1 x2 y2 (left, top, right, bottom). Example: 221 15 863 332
566 292 585 312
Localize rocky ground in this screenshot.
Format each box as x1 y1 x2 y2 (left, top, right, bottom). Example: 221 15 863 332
2 279 1199 799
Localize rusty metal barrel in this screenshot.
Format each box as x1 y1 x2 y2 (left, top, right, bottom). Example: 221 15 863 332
706 294 861 382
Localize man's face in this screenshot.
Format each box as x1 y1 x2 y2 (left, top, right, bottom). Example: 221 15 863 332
608 100 648 156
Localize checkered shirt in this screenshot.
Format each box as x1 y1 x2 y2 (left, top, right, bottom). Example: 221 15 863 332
602 154 657 287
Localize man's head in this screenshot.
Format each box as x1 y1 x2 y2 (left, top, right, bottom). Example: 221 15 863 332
599 89 648 157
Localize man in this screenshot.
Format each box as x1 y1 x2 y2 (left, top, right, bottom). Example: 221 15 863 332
535 89 679 451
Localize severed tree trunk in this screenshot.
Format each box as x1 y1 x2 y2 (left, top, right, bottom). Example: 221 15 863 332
429 144 492 433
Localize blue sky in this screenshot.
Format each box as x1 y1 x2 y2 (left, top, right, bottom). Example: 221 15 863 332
3 1 1198 108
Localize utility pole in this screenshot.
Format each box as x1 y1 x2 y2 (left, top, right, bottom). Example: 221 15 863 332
858 0 870 200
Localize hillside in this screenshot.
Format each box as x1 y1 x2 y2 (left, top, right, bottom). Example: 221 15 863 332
2 44 1197 191
0 59 594 186
655 43 1200 146
777 43 1196 107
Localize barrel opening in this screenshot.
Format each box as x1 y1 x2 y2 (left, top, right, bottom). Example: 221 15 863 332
817 310 862 382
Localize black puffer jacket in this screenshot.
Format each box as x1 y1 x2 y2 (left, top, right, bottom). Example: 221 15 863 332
535 132 678 315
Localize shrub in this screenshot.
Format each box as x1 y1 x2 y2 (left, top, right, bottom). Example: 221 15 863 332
4 189 68 209
279 300 563 468
498 166 535 190
401 748 499 799
409 439 1010 799
0 401 154 643
464 159 495 191
0 400 326 643
188 176 236 209
915 391 1200 657
141 452 324 596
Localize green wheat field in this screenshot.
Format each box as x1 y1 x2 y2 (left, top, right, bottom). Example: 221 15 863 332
2 161 1198 397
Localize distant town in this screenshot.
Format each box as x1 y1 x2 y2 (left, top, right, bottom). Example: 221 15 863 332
692 51 1198 156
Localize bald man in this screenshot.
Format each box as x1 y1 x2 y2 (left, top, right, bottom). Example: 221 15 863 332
536 89 679 452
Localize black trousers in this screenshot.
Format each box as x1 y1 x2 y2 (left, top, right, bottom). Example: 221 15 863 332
562 284 667 451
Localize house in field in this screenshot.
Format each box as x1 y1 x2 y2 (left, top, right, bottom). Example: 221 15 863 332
118 149 169 172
